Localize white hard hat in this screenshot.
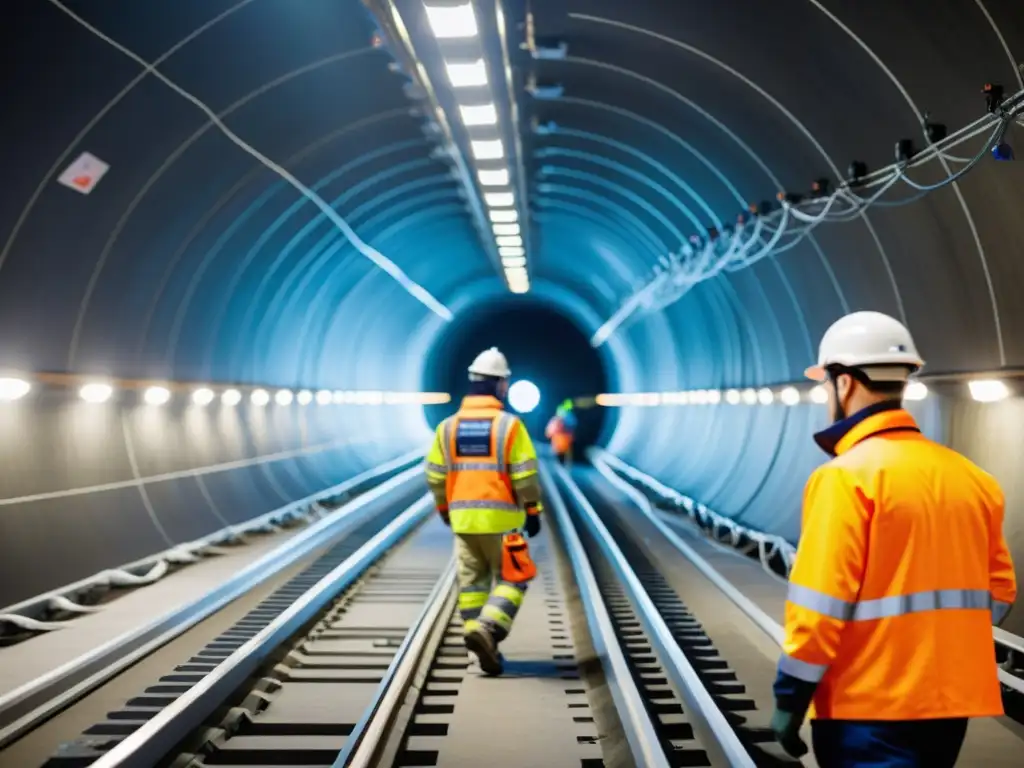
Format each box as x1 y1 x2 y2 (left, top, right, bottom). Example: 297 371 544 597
806 311 924 382
468 347 511 379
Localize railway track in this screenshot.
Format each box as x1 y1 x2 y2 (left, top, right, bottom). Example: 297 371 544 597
581 456 1024 766
551 466 792 768
5 459 1022 767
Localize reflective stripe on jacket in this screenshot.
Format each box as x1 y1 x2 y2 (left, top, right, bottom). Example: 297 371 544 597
424 395 541 534
778 405 1016 721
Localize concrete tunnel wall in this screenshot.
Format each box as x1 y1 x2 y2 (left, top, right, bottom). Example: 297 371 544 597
3 0 1024 628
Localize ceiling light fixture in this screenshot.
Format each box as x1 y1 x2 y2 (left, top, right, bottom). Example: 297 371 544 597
0 377 31 401
499 246 524 257
471 139 504 161
444 58 488 88
484 191 514 206
904 381 928 401
192 387 215 406
496 235 522 247
780 386 801 406
493 223 520 236
478 168 510 186
144 386 171 406
459 103 498 126
80 382 114 403
968 379 1009 403
424 2 478 39
489 209 518 223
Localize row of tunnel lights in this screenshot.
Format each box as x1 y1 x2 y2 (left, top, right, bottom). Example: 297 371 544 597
0 377 451 407
423 3 529 293
595 379 1014 407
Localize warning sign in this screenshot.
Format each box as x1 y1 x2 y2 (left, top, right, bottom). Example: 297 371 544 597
57 152 110 195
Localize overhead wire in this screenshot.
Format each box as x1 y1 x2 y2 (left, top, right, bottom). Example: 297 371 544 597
592 89 1024 346
46 0 454 322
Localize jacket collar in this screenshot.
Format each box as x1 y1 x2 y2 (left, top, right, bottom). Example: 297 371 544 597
813 400 920 457
461 395 504 411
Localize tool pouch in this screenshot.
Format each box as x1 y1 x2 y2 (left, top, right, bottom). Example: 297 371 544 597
501 532 537 583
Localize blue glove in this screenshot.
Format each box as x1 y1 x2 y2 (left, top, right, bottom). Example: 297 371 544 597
770 707 809 758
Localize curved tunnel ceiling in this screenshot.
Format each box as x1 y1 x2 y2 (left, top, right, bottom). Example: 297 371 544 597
4 0 1024 608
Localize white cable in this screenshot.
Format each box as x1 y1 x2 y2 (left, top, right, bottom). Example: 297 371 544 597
592 449 796 581
591 91 1024 346
46 0 453 322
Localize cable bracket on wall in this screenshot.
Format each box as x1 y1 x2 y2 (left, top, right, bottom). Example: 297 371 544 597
590 88 1024 347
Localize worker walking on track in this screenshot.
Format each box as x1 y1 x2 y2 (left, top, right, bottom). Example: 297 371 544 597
545 399 578 466
424 347 543 677
771 311 1017 766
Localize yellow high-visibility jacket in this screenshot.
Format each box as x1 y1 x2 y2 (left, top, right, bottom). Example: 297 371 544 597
776 404 1016 721
424 395 542 535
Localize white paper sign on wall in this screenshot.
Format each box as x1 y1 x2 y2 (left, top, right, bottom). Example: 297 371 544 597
57 152 110 195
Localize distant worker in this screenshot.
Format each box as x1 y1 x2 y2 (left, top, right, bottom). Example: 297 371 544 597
424 346 543 677
771 311 1017 766
545 399 578 466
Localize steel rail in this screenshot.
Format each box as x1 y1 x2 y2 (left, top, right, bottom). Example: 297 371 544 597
0 458 424 750
554 463 757 767
541 467 672 768
336 558 458 767
595 453 1024 698
88 495 434 767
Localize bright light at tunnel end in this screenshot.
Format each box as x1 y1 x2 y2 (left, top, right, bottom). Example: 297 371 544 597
508 379 541 414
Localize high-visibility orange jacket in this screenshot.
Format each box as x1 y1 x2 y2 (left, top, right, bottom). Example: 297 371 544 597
424 396 541 535
545 417 574 454
775 403 1016 721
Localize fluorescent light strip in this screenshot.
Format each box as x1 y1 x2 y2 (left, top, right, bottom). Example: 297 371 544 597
478 168 510 186
493 223 520 236
496 235 522 247
459 103 498 126
489 209 518 223
471 139 504 161
484 191 514 206
499 245 524 257
445 58 488 88
424 3 478 39
502 256 527 268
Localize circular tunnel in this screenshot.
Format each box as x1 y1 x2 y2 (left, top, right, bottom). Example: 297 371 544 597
2 0 1024 634
421 298 610 448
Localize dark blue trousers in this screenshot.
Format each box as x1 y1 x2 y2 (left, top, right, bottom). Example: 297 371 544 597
811 718 968 767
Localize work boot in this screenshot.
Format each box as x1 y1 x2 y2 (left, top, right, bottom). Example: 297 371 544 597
465 626 503 676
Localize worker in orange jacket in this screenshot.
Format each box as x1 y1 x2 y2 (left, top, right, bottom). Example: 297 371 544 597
771 311 1017 766
545 399 577 466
